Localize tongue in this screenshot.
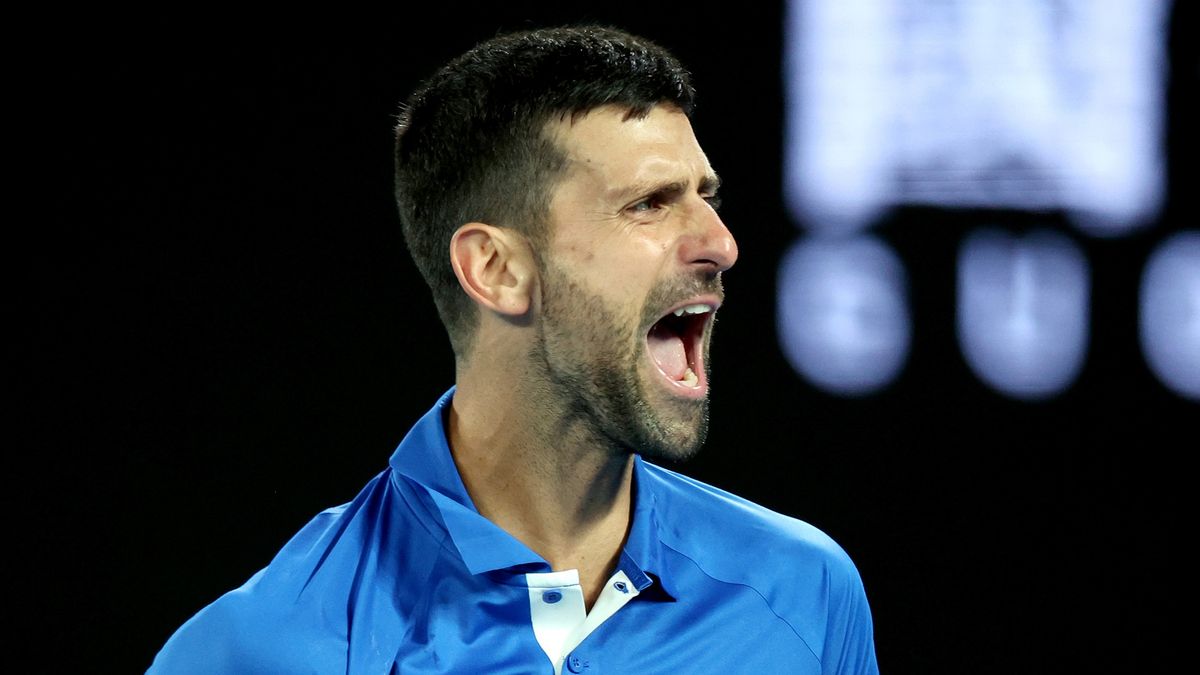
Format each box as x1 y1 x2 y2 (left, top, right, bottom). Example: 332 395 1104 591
647 322 688 380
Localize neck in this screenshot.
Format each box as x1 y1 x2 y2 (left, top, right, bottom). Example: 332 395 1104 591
449 362 635 608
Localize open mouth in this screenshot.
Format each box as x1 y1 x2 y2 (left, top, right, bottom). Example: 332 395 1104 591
646 302 715 394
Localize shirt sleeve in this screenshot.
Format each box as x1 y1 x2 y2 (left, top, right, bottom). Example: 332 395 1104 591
146 587 255 674
821 561 879 675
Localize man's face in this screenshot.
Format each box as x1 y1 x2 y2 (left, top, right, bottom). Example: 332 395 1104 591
530 104 738 462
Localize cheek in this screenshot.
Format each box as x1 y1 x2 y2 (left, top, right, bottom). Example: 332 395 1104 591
595 238 667 289
567 262 647 305
560 242 595 264
551 233 670 320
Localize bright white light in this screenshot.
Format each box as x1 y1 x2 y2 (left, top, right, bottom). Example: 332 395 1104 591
957 228 1090 399
784 0 1169 236
777 235 911 395
1140 231 1200 400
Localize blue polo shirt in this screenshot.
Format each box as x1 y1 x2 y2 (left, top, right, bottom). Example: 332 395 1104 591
149 389 878 674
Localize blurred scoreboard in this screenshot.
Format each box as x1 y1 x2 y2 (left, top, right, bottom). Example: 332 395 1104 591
776 0 1196 400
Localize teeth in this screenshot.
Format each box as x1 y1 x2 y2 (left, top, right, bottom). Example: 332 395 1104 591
672 304 713 317
682 367 698 387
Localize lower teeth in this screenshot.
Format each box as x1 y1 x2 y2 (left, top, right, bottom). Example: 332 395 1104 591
682 368 698 387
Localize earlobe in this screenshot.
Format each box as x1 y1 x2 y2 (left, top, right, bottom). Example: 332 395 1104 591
450 223 535 317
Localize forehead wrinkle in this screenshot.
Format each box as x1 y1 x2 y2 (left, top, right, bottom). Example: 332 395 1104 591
546 107 720 211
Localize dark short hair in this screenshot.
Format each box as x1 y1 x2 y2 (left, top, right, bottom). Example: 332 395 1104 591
393 25 696 357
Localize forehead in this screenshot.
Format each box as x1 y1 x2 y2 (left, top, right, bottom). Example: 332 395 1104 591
546 104 714 196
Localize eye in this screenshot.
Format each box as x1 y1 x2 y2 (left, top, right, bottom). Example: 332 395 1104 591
703 194 723 212
628 195 665 214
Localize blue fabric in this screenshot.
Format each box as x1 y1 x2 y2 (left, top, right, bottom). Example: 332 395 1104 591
149 389 878 674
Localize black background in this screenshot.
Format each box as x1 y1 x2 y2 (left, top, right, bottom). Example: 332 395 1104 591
22 3 1195 672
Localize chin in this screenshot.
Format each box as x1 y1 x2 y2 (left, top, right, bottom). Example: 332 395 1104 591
625 382 710 463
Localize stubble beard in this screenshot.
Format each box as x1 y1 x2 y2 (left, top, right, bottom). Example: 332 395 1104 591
529 262 712 463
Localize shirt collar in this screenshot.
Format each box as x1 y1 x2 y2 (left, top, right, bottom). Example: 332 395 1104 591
389 387 545 574
389 387 674 600
624 456 676 602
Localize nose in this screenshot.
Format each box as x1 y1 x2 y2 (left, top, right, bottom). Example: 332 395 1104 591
678 198 738 273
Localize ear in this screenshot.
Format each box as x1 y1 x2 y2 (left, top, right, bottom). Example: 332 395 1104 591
449 223 536 317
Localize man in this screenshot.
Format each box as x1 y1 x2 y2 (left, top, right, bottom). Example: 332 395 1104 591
150 25 878 674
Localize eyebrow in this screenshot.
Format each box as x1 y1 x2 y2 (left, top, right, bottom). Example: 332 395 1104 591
608 173 722 204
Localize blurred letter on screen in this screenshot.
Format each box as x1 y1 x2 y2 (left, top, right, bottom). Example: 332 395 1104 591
1140 232 1200 400
778 236 911 395
957 228 1090 399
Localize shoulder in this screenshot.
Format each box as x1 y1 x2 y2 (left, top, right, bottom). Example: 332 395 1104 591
643 454 868 619
149 469 421 672
639 460 876 671
640 459 856 575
